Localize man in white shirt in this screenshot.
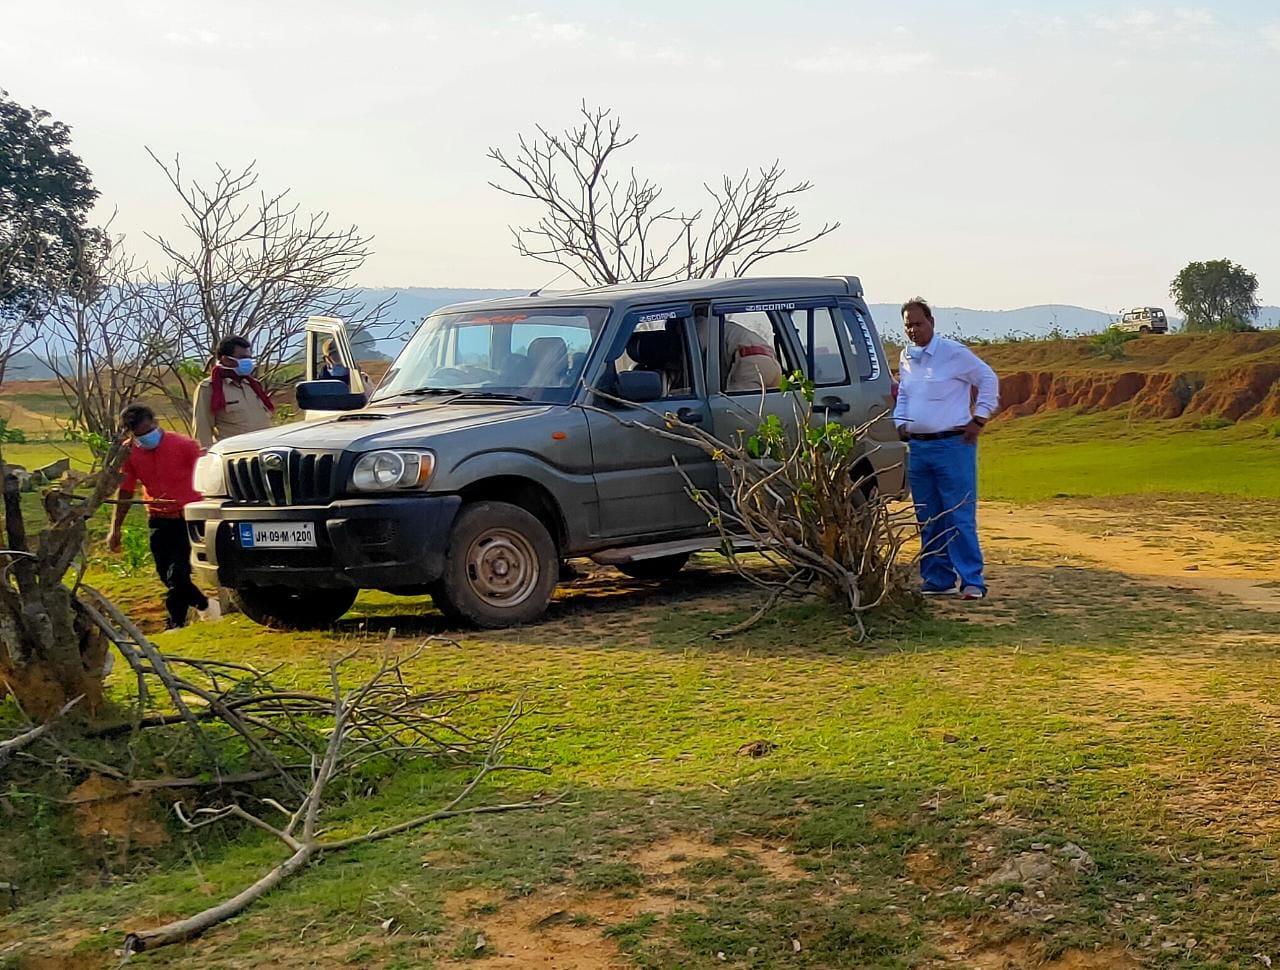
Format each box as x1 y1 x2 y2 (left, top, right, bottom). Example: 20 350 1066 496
893 298 999 600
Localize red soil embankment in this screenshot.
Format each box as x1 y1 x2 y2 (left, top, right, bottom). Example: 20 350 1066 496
970 332 1280 423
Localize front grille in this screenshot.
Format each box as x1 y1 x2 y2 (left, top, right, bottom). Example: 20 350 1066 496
225 451 338 506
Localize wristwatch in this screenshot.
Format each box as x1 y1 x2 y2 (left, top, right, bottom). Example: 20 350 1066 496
971 416 987 427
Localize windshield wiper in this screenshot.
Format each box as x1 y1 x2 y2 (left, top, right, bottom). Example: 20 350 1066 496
450 391 534 402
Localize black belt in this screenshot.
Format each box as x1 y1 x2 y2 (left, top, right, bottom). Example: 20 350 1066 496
909 429 964 441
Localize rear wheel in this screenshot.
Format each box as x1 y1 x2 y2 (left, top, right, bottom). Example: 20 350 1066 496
232 585 357 630
1139 325 1151 333
433 502 557 628
617 553 691 581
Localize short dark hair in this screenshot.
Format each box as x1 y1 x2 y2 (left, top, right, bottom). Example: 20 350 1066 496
120 404 155 431
900 297 934 322
216 335 252 358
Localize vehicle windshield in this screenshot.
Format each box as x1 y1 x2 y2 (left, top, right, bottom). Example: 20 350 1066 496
373 306 610 404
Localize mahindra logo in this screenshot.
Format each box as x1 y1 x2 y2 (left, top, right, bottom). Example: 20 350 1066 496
261 451 286 472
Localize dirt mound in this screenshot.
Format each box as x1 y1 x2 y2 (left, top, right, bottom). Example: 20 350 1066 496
992 357 1280 423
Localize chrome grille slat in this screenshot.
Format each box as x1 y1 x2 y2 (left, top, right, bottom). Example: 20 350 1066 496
223 451 338 506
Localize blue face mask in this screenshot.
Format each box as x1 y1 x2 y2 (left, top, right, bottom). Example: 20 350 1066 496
234 357 256 377
135 429 163 450
328 364 349 378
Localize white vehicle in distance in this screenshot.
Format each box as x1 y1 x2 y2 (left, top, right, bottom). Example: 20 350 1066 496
1115 307 1168 334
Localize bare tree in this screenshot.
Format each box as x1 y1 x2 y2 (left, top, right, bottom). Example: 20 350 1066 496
146 152 392 424
1 444 125 719
39 227 173 449
489 104 840 286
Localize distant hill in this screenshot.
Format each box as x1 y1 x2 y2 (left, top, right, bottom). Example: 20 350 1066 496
7 288 1275 379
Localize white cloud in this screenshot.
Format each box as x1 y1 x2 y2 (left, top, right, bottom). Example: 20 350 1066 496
1264 23 1280 52
1093 7 1219 47
163 28 219 47
793 48 935 76
511 12 588 46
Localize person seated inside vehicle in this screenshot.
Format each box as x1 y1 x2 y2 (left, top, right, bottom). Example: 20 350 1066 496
693 311 783 392
526 336 569 386
623 327 691 396
319 339 352 386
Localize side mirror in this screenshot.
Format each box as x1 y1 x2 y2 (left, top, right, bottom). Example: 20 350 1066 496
296 380 367 413
614 369 664 404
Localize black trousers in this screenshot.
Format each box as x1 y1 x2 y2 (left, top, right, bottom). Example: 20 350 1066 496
149 518 208 628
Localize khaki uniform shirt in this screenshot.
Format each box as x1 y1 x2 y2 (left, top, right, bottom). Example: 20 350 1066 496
722 320 782 392
193 377 274 448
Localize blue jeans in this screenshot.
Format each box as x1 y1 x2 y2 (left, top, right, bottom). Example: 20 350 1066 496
908 437 986 593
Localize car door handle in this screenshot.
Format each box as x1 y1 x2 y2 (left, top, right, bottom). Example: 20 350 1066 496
812 397 851 415
676 408 704 425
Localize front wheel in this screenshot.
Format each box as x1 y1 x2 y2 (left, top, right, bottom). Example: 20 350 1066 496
433 501 558 628
232 585 358 630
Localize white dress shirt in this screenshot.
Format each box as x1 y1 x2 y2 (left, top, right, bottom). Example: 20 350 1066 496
893 336 999 434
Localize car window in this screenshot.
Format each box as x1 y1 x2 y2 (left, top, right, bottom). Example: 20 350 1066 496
838 305 879 381
717 311 797 394
616 317 696 399
375 306 608 403
787 307 848 386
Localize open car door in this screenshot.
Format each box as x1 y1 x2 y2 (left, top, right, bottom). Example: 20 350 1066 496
301 316 369 420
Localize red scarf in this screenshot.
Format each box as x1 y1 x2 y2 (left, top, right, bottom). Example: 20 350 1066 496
209 366 276 414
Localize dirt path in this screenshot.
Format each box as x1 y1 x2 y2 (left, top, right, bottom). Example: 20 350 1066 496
986 501 1280 613
0 400 64 433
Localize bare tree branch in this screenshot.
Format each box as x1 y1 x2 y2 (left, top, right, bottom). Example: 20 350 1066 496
489 104 839 286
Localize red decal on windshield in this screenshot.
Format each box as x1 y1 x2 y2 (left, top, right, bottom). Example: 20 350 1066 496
461 313 529 325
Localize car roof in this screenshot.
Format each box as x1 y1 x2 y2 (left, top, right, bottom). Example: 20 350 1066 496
432 276 864 316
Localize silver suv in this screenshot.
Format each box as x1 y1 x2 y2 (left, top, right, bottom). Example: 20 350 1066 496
186 276 905 629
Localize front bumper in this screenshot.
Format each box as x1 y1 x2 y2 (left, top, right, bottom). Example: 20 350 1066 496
185 495 462 591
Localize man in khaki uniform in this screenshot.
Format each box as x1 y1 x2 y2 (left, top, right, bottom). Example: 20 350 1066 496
193 335 275 448
694 311 783 392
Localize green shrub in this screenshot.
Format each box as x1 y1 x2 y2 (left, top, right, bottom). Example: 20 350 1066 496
1196 416 1233 431
1089 327 1139 360
1266 422 1280 440
106 526 151 577
0 418 27 444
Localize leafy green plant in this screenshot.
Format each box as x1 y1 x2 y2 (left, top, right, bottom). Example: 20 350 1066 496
1266 422 1280 440
0 418 27 444
1089 326 1139 360
1196 415 1233 431
105 526 150 577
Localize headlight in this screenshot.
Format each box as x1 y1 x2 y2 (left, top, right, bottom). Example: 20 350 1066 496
351 450 435 492
193 454 228 497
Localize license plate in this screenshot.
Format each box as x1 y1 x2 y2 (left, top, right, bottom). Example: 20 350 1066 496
238 522 317 549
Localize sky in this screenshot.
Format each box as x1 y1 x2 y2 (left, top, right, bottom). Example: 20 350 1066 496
3 0 1278 312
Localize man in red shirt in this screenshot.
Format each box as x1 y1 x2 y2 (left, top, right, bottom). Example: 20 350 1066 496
107 404 219 629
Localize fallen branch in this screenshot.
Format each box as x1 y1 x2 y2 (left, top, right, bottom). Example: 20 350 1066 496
0 695 82 770
119 652 553 957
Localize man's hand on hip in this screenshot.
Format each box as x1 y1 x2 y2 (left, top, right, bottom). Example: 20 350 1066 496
962 419 985 445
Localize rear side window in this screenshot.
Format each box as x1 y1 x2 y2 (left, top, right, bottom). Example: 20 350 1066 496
787 307 848 385
838 305 880 381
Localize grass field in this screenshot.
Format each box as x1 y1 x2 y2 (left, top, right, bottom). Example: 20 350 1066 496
980 410 1280 501
4 371 1280 968
3 492 1280 968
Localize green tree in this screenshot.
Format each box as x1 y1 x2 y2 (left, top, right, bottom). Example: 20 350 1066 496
1170 259 1260 332
0 90 100 385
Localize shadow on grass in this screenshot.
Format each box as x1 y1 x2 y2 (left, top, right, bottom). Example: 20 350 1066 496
344 555 1280 663
9 768 1280 969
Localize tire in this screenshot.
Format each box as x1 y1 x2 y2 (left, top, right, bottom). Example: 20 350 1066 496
233 585 358 630
616 553 691 581
433 501 557 628
1139 325 1151 333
